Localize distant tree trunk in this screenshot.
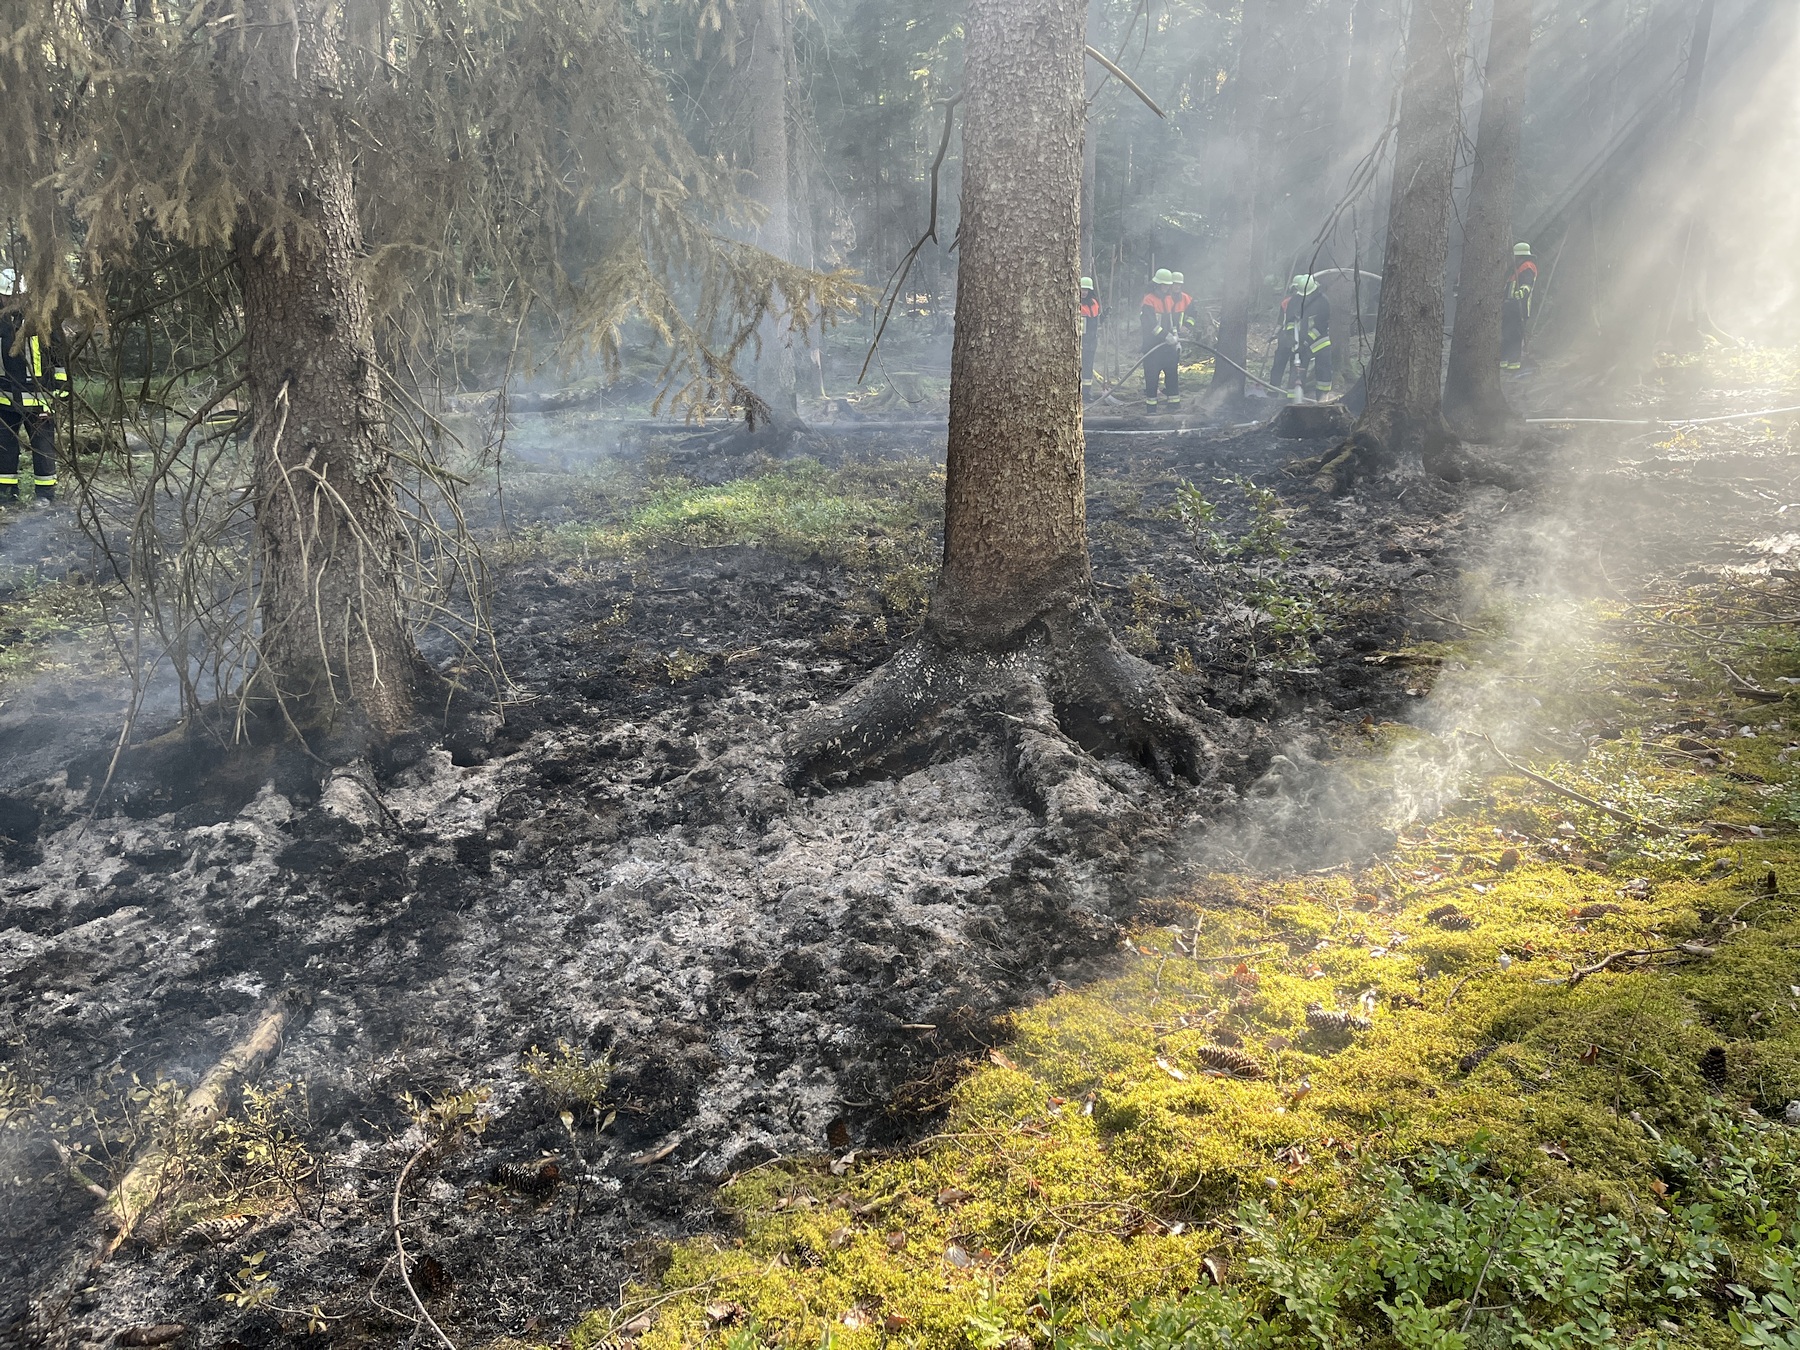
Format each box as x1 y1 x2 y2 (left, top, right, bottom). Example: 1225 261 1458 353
744 0 799 420
1342 0 1470 473
1080 0 1104 275
1443 0 1531 441
1212 0 1279 405
788 0 1208 803
1665 0 1715 349
239 0 420 741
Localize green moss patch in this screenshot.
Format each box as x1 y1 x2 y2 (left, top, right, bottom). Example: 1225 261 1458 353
518 460 944 567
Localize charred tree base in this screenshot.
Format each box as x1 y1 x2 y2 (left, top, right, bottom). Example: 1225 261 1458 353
1286 413 1531 495
786 595 1216 840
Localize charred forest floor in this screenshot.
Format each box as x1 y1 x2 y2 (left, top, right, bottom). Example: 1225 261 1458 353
2 371 1800 1350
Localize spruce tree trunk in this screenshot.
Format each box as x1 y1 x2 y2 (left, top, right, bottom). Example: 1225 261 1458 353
787 0 1209 799
1347 0 1470 466
238 0 419 740
1212 0 1277 406
1443 0 1531 441
744 0 799 421
931 0 1089 643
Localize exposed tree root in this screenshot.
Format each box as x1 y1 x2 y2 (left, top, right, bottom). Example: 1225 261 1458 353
786 596 1213 835
1285 421 1533 495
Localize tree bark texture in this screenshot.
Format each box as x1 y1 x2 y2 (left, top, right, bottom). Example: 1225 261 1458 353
744 0 799 418
239 0 419 739
1347 0 1470 469
1442 0 1531 441
932 0 1089 645
1212 0 1278 406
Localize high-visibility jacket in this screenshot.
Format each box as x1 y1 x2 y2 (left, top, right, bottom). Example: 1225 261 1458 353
1508 259 1538 314
0 310 68 412
1141 291 1181 351
1080 292 1101 335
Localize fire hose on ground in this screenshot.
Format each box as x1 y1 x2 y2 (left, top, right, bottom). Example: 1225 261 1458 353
1083 337 1291 407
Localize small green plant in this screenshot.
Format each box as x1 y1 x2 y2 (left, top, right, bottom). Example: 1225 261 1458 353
219 1250 279 1311
401 1085 492 1141
522 1041 612 1118
1231 478 1293 562
1731 1254 1800 1348
1173 481 1225 556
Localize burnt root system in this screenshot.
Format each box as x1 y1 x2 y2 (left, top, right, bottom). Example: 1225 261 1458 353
788 597 1220 845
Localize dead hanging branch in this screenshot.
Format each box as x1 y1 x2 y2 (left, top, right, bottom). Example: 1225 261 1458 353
858 93 962 385
1083 45 1165 118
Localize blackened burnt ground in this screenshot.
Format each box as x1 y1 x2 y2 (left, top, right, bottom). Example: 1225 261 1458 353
0 415 1695 1349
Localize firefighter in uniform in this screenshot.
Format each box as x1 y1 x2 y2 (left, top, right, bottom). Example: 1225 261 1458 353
0 270 62 504
1269 275 1333 400
1502 242 1536 371
1171 272 1195 336
1140 268 1182 411
1079 277 1102 393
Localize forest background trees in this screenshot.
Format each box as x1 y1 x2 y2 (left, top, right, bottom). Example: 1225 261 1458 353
630 0 1784 399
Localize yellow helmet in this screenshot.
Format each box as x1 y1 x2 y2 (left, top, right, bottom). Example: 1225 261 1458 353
1513 242 1532 256
1079 276 1094 290
1152 268 1175 285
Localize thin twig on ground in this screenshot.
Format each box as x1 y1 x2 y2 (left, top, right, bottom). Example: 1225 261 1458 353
392 1143 459 1350
1466 731 1669 836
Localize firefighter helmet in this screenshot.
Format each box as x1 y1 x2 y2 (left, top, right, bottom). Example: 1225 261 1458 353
1152 268 1175 285
1079 277 1094 290
1513 242 1532 256
1171 272 1185 286
1291 274 1319 296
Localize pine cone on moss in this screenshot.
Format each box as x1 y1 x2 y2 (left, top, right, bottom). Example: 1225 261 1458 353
1698 1045 1729 1087
1306 1005 1372 1034
1195 1044 1266 1079
1458 1043 1497 1074
1426 904 1473 931
1570 902 1623 920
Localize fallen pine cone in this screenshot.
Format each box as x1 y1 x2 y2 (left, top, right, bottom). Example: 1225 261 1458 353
1425 904 1473 931
117 1328 188 1347
1569 902 1623 920
491 1159 561 1197
1459 1043 1497 1074
181 1214 254 1246
1306 1005 1372 1034
1195 1044 1266 1079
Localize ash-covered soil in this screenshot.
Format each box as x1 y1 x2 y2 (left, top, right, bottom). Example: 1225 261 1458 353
2 409 1779 1349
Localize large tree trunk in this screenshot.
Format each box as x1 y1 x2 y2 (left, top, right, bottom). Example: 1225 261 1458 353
787 0 1209 809
743 0 799 422
238 0 420 742
1442 0 1531 441
1339 0 1470 474
931 0 1090 642
1211 0 1278 406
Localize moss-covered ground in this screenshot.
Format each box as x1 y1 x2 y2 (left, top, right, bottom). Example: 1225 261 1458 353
563 564 1800 1349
